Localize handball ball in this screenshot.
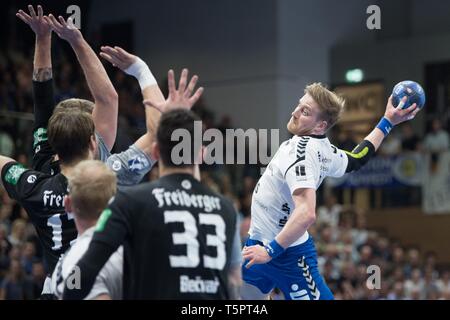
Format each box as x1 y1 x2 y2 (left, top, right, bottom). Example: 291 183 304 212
392 80 426 109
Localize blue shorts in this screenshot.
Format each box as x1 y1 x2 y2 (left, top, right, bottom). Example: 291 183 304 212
242 236 334 300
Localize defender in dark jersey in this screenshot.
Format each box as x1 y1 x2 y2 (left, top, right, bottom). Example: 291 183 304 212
63 110 239 300
0 109 96 274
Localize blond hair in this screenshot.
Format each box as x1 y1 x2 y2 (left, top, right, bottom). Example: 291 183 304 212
305 83 345 130
68 160 117 220
54 98 94 115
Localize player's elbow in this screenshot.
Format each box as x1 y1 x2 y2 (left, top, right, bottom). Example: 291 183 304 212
305 210 316 227
97 88 118 108
106 89 119 106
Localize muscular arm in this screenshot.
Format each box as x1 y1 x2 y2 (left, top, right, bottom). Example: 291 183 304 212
16 5 55 130
133 85 165 157
242 188 317 267
32 34 55 133
46 15 118 151
345 95 420 173
33 36 52 82
99 47 202 158
70 39 118 150
275 188 316 248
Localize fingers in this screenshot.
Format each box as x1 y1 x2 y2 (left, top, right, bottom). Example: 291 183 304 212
114 46 132 59
47 14 63 30
189 87 204 106
37 5 43 19
167 69 176 94
396 96 408 110
409 106 420 120
245 259 255 269
403 102 417 113
58 15 68 27
28 5 37 18
178 68 189 93
16 10 32 24
99 52 117 66
403 103 418 119
184 75 199 98
100 46 124 67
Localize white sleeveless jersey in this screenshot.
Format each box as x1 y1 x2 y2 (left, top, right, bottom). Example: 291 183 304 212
51 226 123 300
249 135 348 247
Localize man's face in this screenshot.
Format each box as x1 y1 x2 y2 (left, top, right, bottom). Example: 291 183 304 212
287 93 323 136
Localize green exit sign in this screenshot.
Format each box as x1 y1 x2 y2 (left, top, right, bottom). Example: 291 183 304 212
346 69 364 83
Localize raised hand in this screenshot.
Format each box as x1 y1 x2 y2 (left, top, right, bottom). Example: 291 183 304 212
16 5 51 38
384 95 420 126
144 69 204 112
44 14 82 45
100 46 137 71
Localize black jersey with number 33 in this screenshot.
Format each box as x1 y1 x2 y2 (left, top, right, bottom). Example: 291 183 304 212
65 173 237 300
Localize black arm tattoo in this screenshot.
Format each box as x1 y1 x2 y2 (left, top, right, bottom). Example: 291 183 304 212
33 68 53 82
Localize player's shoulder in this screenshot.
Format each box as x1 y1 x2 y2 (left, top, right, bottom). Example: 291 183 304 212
2 161 57 189
277 135 322 165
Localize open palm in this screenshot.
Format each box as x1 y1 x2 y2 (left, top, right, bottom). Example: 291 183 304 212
16 5 51 37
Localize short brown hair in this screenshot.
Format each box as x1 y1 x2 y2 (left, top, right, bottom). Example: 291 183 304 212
305 83 345 130
54 98 94 115
68 160 117 220
157 109 201 167
48 109 95 164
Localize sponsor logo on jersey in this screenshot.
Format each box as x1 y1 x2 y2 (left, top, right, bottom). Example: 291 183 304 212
289 284 310 300
4 164 27 185
181 179 192 190
278 202 291 227
112 160 122 171
152 188 221 212
180 275 220 294
43 190 66 207
27 175 37 184
128 156 148 172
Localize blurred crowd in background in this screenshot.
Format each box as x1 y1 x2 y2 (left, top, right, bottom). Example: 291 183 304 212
1 36 450 299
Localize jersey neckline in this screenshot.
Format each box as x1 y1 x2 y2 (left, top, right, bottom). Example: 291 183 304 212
300 134 327 139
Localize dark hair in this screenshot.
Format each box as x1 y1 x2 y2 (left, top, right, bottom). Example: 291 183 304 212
157 109 201 168
48 109 95 164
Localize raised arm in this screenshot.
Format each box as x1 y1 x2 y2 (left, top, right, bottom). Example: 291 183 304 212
344 96 419 173
45 14 118 150
17 5 54 130
99 46 203 157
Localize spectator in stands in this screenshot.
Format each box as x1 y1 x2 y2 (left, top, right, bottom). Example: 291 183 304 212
424 118 449 153
7 219 26 247
317 194 342 228
387 281 405 300
400 122 421 152
20 241 36 275
0 259 34 300
404 268 425 299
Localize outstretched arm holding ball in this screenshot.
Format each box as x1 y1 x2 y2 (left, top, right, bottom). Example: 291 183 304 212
345 94 421 173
